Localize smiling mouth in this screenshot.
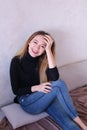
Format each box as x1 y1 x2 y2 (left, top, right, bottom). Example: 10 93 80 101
32 49 38 54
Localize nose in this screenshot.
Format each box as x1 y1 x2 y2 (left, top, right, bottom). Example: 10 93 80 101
35 45 40 51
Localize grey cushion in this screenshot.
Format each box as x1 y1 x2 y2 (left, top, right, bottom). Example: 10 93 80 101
1 103 48 129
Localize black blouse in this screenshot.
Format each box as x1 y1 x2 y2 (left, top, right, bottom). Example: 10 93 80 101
10 52 59 102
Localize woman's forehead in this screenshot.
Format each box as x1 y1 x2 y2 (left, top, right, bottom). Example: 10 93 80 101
34 35 45 39
33 35 47 44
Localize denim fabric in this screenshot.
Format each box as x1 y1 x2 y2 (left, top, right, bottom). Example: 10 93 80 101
18 79 81 130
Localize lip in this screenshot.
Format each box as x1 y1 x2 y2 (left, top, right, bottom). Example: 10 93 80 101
32 49 38 54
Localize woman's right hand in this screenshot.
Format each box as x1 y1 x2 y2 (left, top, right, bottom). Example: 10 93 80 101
31 82 52 93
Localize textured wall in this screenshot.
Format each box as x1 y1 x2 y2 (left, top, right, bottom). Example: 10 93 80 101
0 0 87 107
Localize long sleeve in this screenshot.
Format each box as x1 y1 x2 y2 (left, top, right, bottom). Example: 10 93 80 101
10 57 32 96
46 66 59 81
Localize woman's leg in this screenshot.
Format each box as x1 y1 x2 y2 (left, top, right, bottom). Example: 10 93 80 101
51 79 87 130
46 98 81 130
19 79 76 117
18 79 87 129
51 79 78 119
18 90 57 114
18 90 81 130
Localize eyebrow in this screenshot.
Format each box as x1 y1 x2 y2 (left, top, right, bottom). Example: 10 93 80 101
33 39 38 42
33 38 46 46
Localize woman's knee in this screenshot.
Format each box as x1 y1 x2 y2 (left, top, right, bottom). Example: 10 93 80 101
52 79 67 88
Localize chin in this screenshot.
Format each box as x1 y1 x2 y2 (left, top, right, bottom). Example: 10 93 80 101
32 53 40 57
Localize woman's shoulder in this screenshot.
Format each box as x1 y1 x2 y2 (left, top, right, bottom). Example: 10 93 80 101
10 56 21 73
10 56 20 66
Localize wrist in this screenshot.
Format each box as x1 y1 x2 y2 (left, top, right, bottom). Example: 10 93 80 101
31 85 38 92
46 48 51 53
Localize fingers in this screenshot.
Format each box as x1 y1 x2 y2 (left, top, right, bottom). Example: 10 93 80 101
45 85 52 90
43 82 52 93
43 87 52 93
44 35 54 45
43 89 51 93
43 35 54 52
43 82 52 86
39 82 52 93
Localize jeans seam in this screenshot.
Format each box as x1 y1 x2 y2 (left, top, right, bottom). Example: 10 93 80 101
59 87 77 118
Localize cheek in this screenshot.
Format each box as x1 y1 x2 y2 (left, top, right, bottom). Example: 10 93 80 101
39 49 45 54
28 43 33 52
29 43 35 49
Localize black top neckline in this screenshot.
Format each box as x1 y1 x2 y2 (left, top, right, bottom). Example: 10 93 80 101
25 51 40 62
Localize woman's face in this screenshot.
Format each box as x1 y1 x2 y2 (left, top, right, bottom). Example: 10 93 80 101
28 35 47 57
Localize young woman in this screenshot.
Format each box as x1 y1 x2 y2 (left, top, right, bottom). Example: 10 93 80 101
10 31 87 130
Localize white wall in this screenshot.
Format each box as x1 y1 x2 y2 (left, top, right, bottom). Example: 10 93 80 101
0 0 87 107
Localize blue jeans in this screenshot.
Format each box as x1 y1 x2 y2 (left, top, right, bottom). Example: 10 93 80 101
18 79 81 130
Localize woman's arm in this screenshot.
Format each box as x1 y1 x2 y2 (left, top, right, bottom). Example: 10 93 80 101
45 35 56 68
45 35 59 81
31 82 52 93
10 57 32 96
46 67 59 81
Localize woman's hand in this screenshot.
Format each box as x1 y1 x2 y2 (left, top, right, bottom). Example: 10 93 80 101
43 35 56 68
44 35 54 52
31 82 52 93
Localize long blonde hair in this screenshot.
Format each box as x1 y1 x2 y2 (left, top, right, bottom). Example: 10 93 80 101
16 31 56 83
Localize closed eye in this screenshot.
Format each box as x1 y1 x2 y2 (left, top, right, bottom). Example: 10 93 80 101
41 45 45 48
34 41 37 44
